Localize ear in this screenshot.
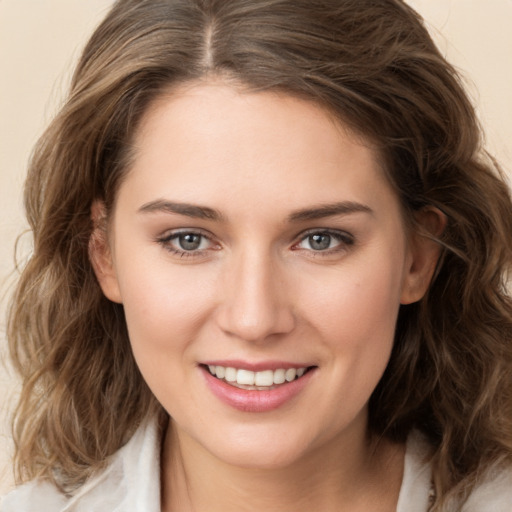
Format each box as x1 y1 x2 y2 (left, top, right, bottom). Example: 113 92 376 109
89 200 123 304
400 207 446 305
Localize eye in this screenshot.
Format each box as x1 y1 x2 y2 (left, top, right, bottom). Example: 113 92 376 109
301 233 336 251
174 233 208 251
158 230 217 256
294 230 354 253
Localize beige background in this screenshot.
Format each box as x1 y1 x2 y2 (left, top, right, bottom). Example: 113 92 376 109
1 0 511 496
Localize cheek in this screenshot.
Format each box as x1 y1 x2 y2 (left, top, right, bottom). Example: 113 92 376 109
113 249 219 354
299 244 405 387
298 261 403 421
114 258 221 410
301 257 404 344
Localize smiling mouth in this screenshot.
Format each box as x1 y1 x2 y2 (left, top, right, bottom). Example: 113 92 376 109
203 364 315 390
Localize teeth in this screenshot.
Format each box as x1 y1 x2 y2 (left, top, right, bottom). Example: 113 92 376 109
207 365 308 387
225 367 237 382
285 368 297 382
254 370 273 387
273 369 286 384
237 369 255 386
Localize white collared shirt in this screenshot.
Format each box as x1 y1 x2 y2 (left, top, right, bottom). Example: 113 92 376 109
2 421 511 511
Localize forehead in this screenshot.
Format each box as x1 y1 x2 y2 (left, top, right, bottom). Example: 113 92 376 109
118 82 398 221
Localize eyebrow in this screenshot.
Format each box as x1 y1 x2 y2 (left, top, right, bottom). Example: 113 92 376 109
138 200 224 221
287 201 373 222
138 199 372 223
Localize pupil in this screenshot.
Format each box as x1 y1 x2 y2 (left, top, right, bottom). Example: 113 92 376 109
179 234 201 250
310 234 330 250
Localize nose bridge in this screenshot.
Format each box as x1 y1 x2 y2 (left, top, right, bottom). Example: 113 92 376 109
216 244 294 342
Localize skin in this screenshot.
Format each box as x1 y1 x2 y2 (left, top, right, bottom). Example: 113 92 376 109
91 81 443 511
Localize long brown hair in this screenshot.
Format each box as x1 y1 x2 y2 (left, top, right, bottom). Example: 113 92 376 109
8 0 512 508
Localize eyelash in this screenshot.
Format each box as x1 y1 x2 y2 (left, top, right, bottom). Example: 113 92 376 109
157 228 355 258
157 229 218 258
291 229 354 256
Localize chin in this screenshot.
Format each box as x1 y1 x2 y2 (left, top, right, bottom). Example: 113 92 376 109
195 425 318 471
216 446 309 471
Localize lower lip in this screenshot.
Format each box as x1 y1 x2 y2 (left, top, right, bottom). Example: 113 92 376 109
201 367 316 413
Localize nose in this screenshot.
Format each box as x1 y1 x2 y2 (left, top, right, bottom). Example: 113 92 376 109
214 249 296 343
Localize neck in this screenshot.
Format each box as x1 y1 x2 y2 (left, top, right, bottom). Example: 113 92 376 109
160 417 405 512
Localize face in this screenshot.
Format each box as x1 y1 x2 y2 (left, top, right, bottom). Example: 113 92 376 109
92 82 438 469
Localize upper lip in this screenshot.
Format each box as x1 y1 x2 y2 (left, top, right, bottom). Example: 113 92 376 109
201 360 315 372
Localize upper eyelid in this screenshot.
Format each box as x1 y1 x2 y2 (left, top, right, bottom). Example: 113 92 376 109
157 229 218 252
291 229 355 254
159 227 214 240
157 230 218 257
156 227 354 248
295 227 354 241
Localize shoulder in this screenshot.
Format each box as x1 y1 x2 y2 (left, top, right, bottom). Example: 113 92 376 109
396 430 433 512
0 479 67 512
397 431 512 512
398 430 512 512
462 463 512 512
0 418 161 512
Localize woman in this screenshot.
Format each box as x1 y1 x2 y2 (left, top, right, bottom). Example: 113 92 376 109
3 0 512 510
